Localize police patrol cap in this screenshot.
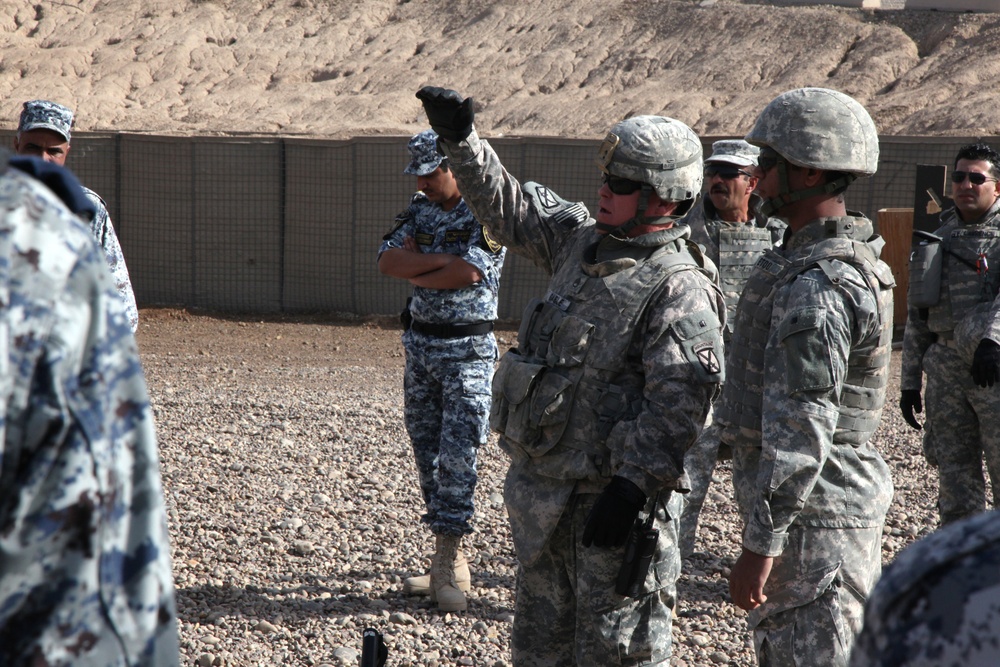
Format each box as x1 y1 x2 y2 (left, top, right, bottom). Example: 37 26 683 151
18 100 74 142
704 139 758 168
404 129 445 176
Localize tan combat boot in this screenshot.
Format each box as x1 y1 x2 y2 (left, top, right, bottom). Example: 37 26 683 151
402 544 471 597
430 534 468 611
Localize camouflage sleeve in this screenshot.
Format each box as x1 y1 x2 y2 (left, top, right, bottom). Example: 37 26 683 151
378 201 416 257
438 128 579 275
744 263 878 557
83 188 139 333
900 304 934 392
613 269 725 496
0 171 179 665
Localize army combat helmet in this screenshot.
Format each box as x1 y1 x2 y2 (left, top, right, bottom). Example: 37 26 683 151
595 115 703 234
746 87 879 217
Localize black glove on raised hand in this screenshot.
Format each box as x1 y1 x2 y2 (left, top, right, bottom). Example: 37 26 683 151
972 339 1000 388
415 86 475 143
582 476 647 549
899 389 923 431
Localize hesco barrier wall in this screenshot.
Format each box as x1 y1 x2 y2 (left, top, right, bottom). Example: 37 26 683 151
6 130 996 320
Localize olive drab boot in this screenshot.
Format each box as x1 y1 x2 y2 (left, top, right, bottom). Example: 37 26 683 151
402 543 471 597
430 534 468 611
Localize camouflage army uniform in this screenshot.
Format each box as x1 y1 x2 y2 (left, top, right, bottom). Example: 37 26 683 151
849 509 1000 666
717 215 895 665
678 190 786 557
15 99 139 333
379 168 505 537
901 198 1000 524
82 186 139 332
438 127 725 665
0 160 179 664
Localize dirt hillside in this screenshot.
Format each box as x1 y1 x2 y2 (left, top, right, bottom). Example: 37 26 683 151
1 0 997 139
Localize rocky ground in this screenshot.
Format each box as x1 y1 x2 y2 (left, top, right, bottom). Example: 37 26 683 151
137 307 941 667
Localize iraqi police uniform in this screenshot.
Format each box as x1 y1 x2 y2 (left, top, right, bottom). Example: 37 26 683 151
849 508 1000 666
436 120 725 665
17 99 139 332
677 139 787 558
901 198 1000 524
0 158 179 664
378 131 505 539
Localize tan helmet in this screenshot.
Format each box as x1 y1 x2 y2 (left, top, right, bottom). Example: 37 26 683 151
746 87 879 176
596 115 703 202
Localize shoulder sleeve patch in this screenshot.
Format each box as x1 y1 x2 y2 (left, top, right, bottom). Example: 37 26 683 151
523 181 589 229
481 225 503 254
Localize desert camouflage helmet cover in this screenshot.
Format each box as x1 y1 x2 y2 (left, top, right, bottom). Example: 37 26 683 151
595 115 703 201
745 87 879 176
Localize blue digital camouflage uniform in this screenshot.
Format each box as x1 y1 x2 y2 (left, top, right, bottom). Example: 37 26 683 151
16 99 139 333
716 215 895 666
901 198 1000 524
438 126 725 666
849 509 1000 667
378 131 505 537
677 181 786 558
0 160 179 664
83 186 139 332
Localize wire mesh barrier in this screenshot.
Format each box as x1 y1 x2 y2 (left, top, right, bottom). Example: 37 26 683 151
6 130 996 320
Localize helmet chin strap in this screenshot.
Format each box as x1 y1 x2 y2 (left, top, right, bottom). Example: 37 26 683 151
595 184 655 238
758 158 857 218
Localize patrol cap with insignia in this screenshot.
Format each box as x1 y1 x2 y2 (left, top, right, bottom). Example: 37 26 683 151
704 139 758 168
18 100 74 142
404 129 445 176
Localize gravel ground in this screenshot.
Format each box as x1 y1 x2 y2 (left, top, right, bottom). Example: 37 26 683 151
137 308 942 667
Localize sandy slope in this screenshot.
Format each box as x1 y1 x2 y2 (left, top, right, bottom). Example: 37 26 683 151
0 0 996 139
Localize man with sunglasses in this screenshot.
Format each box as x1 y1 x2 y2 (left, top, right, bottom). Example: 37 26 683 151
677 139 787 559
716 88 895 666
900 142 1000 526
417 86 725 665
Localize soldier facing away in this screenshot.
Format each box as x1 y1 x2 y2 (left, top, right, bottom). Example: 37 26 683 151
717 88 895 666
900 142 1000 525
418 86 725 665
0 154 179 664
378 129 506 612
677 138 786 559
13 99 139 332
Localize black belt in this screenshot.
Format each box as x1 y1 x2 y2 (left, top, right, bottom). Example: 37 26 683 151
410 320 494 338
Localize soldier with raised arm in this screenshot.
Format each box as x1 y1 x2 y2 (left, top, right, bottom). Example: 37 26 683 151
418 86 725 665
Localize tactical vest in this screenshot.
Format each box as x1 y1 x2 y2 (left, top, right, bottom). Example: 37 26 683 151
715 219 895 448
924 219 1000 334
717 224 774 334
490 231 720 479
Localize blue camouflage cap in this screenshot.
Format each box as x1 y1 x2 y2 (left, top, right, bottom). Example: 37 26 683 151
404 129 445 176
18 100 73 142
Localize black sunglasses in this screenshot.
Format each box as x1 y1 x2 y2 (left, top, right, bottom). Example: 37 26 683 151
705 166 752 180
952 170 998 186
757 148 780 173
603 173 644 195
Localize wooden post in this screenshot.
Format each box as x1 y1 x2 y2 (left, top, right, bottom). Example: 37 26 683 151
878 208 914 338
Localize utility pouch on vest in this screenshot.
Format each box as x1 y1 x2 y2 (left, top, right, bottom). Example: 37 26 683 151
490 351 574 457
908 230 943 309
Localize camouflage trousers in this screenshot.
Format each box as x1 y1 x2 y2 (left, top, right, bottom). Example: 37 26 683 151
679 411 719 558
923 342 1000 524
747 524 883 667
403 330 496 536
511 491 682 667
